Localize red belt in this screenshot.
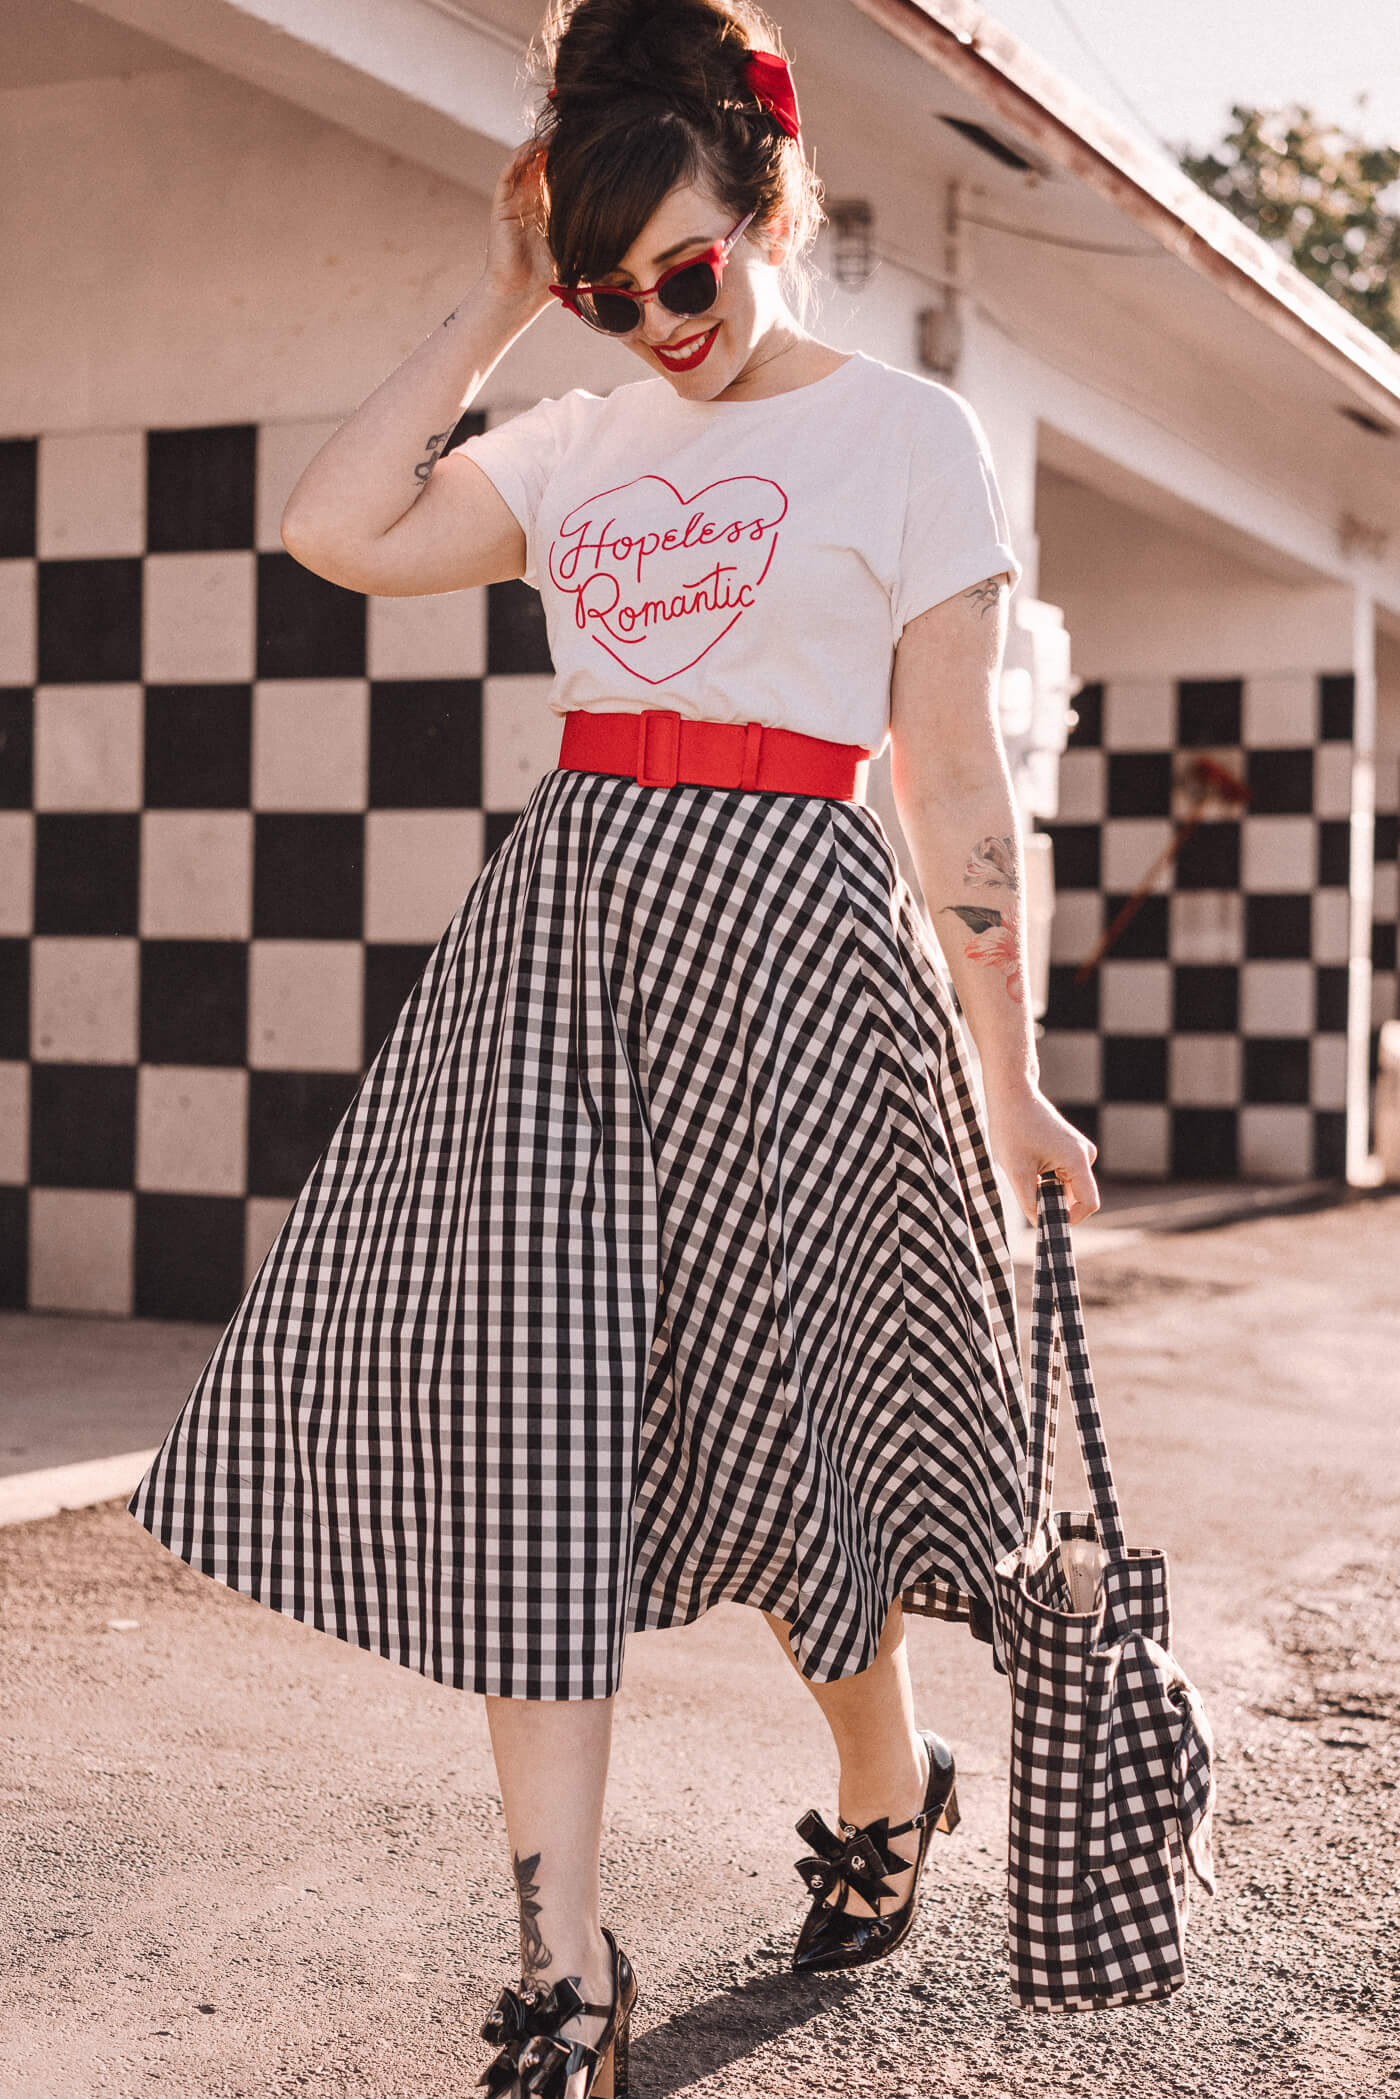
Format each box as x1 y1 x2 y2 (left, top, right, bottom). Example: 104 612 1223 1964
557 708 871 800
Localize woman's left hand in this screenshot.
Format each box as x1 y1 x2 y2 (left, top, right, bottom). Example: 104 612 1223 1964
981 1081 1100 1226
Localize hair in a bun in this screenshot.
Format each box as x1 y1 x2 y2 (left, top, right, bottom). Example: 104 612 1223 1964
531 0 823 307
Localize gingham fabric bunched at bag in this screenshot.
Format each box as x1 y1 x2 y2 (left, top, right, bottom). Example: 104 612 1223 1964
993 1175 1218 2010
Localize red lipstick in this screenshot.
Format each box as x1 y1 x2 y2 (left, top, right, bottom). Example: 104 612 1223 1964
654 324 720 373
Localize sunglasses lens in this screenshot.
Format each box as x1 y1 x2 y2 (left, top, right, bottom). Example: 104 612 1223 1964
659 262 720 317
579 289 643 334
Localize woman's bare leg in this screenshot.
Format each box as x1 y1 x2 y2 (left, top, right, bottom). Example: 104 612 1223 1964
483 1694 617 2097
762 1599 932 1917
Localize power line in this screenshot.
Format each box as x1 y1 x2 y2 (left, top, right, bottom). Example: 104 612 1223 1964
960 212 1164 256
1041 0 1181 160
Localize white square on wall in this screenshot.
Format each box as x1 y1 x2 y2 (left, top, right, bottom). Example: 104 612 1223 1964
256 420 345 551
29 1188 134 1316
252 682 370 810
1241 816 1316 893
34 686 144 810
144 551 256 684
1103 679 1174 750
38 431 145 559
1239 1105 1311 1180
1314 744 1353 820
140 811 253 940
1240 961 1313 1036
1052 747 1105 824
1168 1035 1241 1106
1101 818 1174 893
31 937 139 1064
137 1066 248 1195
0 561 37 685
1047 890 1101 967
0 1061 29 1182
1098 1104 1169 1178
248 940 363 1071
368 588 488 681
1169 891 1243 965
0 814 34 937
1311 1034 1348 1111
1035 1030 1100 1103
364 809 483 944
484 678 564 811
1242 672 1316 747
1099 961 1171 1035
244 1194 296 1287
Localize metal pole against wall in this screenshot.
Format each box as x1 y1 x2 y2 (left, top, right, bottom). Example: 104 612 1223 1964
1345 580 1378 1186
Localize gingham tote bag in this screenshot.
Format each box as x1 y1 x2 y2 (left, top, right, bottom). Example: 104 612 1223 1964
992 1173 1218 2010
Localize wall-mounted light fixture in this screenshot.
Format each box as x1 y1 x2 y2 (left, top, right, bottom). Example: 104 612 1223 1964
917 297 963 380
826 200 875 290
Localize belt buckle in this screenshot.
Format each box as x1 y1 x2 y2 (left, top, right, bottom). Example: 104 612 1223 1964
636 708 682 789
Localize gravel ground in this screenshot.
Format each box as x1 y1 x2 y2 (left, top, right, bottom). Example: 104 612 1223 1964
2 1195 1398 2098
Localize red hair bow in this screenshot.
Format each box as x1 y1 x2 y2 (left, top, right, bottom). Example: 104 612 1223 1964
744 50 801 141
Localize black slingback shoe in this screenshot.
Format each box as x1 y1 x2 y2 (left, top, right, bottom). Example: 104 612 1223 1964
790 1728 960 1973
477 1925 637 2098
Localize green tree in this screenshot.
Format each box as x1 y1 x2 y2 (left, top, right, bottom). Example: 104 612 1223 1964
1179 102 1400 350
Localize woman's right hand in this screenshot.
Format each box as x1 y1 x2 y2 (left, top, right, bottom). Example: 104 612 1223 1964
480 138 557 317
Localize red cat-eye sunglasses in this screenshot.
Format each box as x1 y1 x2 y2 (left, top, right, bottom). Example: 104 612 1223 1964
549 209 757 336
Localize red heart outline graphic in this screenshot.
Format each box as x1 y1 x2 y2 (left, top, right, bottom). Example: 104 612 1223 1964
547 474 788 684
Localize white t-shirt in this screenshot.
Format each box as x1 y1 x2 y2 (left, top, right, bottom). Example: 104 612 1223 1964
459 350 1021 761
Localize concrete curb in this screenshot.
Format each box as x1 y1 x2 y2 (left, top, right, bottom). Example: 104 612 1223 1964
0 1449 156 1529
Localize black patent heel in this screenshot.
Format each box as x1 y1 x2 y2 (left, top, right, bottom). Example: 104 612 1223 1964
790 1728 960 1973
478 1925 637 2097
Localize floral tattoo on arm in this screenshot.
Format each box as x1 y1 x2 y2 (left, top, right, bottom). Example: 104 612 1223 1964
939 833 1025 1004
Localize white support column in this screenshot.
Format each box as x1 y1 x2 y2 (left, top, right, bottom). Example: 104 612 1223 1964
1346 581 1379 1185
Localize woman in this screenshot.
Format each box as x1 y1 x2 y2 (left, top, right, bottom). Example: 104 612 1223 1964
129 1 1098 2092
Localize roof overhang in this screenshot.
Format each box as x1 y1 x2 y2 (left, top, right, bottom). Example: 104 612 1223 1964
848 0 1400 436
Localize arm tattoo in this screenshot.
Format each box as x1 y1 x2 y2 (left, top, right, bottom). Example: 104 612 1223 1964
412 427 454 487
512 1848 552 1980
962 574 1007 618
939 832 1025 1004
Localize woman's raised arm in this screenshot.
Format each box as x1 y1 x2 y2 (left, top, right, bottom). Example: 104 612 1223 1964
889 572 1099 1225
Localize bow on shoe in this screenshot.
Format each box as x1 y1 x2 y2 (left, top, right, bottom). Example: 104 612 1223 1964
793 1807 910 1911
477 1977 596 2098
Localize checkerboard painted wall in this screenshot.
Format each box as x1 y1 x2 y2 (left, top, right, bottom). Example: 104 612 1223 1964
0 411 568 1320
1036 675 1400 1181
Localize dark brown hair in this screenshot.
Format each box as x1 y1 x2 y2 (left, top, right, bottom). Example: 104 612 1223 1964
531 0 823 302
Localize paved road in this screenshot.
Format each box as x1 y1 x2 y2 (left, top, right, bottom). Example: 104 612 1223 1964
2 1196 1397 2097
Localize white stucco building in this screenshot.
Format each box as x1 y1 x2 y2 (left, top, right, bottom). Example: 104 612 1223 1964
2 0 1398 1319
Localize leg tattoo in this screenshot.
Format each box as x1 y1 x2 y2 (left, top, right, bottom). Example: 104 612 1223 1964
512 1848 552 1981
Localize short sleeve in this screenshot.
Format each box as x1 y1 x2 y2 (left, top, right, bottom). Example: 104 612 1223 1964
454 389 601 588
892 385 1022 636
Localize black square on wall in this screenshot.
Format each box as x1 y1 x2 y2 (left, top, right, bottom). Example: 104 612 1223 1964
0 439 37 560
487 578 554 676
1243 1036 1310 1104
30 1064 137 1188
1245 893 1311 960
1313 1110 1347 1177
144 686 252 808
1375 922 1398 973
1067 682 1103 749
1172 965 1239 1032
1107 753 1173 818
257 551 366 679
252 813 364 939
1174 821 1241 891
0 689 33 809
1177 679 1242 748
1317 819 1350 887
1319 674 1354 742
140 941 248 1066
1102 1035 1168 1102
34 813 141 936
1046 823 1101 891
1313 965 1348 1032
147 425 257 553
38 559 143 684
1246 749 1314 815
1374 811 1398 864
443 408 487 455
247 1070 359 1198
1043 962 1100 1033
1102 891 1169 960
0 1186 27 1306
134 1192 247 1321
1170 1106 1238 1178
363 944 434 1068
484 809 524 857
0 940 29 1059
368 681 483 807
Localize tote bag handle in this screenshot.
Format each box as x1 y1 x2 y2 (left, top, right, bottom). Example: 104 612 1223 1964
1023 1172 1127 1557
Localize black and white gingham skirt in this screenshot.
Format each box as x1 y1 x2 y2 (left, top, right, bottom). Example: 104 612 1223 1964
128 764 1028 1699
